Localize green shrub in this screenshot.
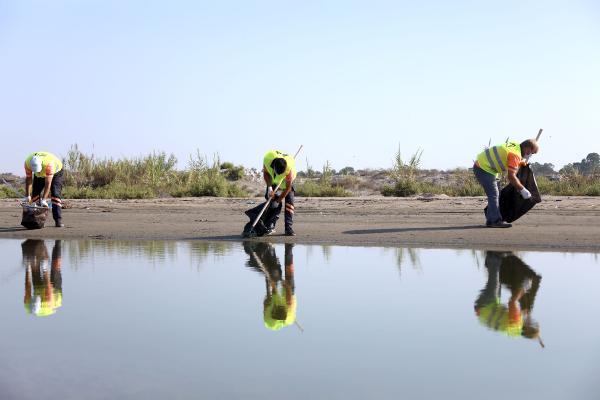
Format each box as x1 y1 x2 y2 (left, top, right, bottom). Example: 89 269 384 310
62 145 247 199
381 181 419 197
537 175 600 196
225 166 245 181
338 166 355 175
63 183 155 199
0 185 22 198
296 180 351 197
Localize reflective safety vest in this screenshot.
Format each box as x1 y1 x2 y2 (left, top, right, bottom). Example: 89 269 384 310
263 288 297 331
476 141 521 176
24 152 63 178
263 150 296 190
477 302 523 337
24 290 63 317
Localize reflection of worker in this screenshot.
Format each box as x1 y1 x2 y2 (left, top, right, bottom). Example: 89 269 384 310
244 242 296 330
22 239 63 317
473 139 539 228
475 251 542 345
23 151 65 227
262 150 297 236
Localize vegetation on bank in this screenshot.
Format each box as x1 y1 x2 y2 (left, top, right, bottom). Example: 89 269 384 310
380 146 599 197
381 146 484 197
61 145 247 199
295 160 351 197
1 146 598 199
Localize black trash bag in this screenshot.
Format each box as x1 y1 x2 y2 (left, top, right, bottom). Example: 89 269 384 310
242 200 281 237
485 165 542 223
21 205 49 229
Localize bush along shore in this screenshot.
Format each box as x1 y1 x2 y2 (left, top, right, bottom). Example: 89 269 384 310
0 145 598 199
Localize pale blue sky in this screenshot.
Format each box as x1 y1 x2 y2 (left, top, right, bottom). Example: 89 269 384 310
1 0 599 175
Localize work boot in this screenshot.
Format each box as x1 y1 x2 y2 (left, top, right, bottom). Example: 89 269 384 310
285 227 296 236
487 221 512 228
55 219 64 228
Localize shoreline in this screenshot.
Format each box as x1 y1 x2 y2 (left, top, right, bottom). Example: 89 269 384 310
1 196 599 253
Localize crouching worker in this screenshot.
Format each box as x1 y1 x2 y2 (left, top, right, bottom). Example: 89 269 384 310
242 150 297 237
473 139 539 228
24 152 65 227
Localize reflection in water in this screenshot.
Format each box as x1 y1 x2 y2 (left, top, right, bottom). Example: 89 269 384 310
64 240 235 269
22 239 63 317
475 251 543 346
244 242 297 331
66 240 179 267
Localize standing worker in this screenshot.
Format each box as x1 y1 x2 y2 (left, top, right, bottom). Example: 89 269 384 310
24 151 65 227
473 139 539 228
262 150 297 236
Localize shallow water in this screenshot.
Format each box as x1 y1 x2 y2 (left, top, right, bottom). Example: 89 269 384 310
0 239 599 400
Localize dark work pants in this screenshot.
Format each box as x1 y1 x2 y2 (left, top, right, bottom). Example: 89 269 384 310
265 186 295 230
32 170 63 222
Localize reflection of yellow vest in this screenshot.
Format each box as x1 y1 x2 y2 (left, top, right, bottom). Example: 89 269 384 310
477 302 522 337
263 289 297 331
476 141 521 176
263 150 296 190
24 290 63 317
25 152 63 178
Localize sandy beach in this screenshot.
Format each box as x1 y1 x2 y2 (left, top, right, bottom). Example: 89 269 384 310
1 196 599 252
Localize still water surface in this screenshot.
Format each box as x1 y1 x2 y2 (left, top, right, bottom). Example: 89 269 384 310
0 239 599 400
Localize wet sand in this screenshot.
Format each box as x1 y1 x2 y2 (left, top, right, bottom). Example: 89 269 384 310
1 196 599 252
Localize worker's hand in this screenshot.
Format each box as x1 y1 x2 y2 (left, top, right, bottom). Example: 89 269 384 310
40 199 49 208
520 188 532 200
21 196 31 204
266 186 275 200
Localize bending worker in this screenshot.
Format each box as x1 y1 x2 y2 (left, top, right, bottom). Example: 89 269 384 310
473 139 539 228
244 242 297 331
474 251 543 346
24 151 65 227
22 239 63 317
262 149 297 236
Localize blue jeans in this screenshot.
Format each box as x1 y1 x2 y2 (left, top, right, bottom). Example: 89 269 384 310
473 166 502 224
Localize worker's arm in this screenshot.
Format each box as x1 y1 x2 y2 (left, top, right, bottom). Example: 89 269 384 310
506 152 524 191
262 167 272 186
25 176 33 198
276 174 294 201
42 175 54 200
507 169 524 191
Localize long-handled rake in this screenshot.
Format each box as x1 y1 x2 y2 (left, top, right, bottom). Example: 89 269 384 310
245 145 303 237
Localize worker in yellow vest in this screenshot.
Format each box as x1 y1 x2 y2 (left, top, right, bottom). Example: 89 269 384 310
23 151 65 227
262 150 297 236
474 251 543 345
22 239 63 317
473 139 539 228
244 242 297 331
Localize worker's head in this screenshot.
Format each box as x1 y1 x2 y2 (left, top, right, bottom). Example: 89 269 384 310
521 316 540 340
271 158 287 175
30 155 43 173
520 139 539 158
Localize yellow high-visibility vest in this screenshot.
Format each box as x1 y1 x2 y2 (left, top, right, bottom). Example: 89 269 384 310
477 302 523 337
24 152 63 178
263 289 297 331
476 141 521 176
263 150 296 190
